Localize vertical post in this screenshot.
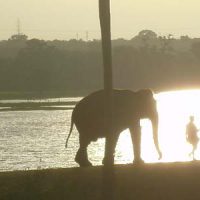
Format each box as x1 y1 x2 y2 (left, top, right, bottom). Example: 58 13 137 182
99 0 113 166
86 31 89 41
17 18 21 35
99 0 113 93
99 0 114 200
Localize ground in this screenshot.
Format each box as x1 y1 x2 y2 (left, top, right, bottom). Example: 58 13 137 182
0 162 200 200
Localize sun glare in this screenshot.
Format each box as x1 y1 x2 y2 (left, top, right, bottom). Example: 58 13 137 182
116 90 200 164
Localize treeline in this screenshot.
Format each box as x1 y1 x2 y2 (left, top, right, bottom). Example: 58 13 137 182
1 30 200 97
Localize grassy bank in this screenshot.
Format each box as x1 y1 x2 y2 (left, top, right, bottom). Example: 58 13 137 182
1 162 200 200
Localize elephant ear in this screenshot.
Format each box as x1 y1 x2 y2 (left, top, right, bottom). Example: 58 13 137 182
136 89 156 116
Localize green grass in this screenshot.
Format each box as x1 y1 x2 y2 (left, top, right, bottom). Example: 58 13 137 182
1 162 200 200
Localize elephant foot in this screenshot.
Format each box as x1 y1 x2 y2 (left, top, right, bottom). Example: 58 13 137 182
75 156 92 167
78 160 92 167
75 148 92 167
133 159 144 166
102 157 114 166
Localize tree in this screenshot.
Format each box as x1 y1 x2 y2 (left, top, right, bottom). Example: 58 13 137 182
137 30 157 40
180 35 190 40
9 34 28 41
134 30 157 50
158 34 174 54
191 42 200 60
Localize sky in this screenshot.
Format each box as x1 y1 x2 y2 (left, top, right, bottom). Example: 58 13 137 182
0 0 200 40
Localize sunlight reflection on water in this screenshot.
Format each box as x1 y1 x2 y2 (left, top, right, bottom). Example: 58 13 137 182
0 90 200 171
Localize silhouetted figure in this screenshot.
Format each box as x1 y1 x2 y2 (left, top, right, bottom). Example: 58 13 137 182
65 89 162 167
186 116 199 160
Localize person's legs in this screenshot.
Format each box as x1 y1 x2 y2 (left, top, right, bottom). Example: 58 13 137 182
192 142 198 160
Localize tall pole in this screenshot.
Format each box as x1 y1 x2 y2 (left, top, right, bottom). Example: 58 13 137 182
17 18 21 35
99 1 114 200
99 0 113 92
86 31 89 41
99 0 113 164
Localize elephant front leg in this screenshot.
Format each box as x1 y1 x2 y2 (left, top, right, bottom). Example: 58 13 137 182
130 122 143 164
103 134 119 166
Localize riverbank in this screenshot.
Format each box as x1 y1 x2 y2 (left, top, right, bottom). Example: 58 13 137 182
0 101 77 111
0 90 90 100
0 91 82 111
1 162 200 200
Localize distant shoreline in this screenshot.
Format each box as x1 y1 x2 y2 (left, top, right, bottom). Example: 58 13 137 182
1 87 200 101
0 90 91 100
0 101 77 112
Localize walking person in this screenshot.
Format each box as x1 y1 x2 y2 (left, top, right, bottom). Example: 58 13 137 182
186 116 199 160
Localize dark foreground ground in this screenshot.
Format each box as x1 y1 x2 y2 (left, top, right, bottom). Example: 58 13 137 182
1 162 200 200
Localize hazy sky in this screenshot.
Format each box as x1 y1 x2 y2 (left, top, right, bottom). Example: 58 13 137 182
0 0 200 40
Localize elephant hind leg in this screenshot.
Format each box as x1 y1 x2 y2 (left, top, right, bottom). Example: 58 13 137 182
103 133 119 166
75 135 92 167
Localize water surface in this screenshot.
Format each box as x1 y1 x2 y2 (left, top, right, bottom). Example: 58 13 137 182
1 90 200 171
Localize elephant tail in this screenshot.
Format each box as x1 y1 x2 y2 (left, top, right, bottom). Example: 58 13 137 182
65 118 74 148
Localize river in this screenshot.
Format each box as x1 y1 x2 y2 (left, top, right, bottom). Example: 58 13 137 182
1 90 200 171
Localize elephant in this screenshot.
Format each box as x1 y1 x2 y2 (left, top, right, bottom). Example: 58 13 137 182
65 89 162 167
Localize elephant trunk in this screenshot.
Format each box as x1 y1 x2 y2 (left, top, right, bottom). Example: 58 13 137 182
151 111 162 160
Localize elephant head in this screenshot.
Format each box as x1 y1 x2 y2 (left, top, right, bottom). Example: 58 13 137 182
136 89 162 159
